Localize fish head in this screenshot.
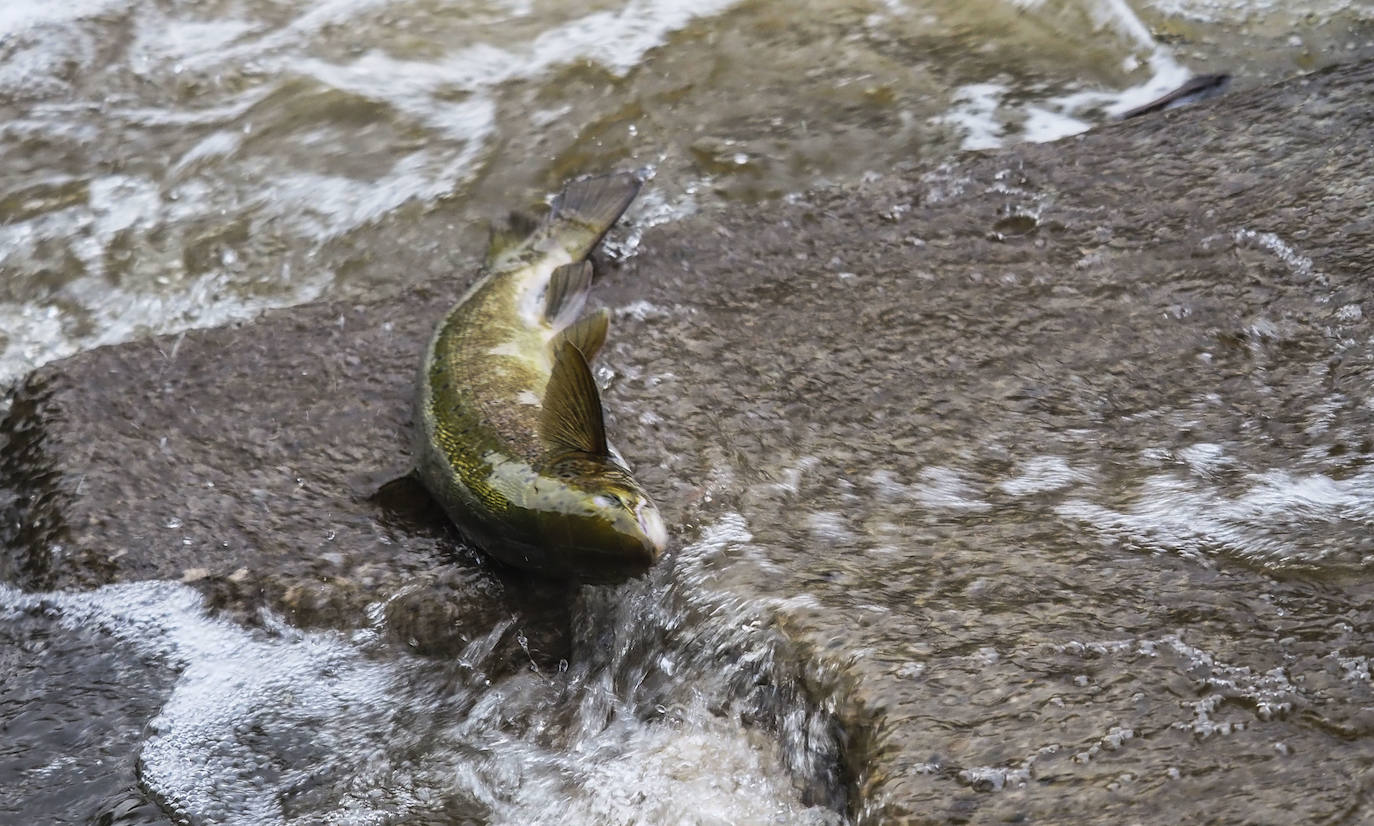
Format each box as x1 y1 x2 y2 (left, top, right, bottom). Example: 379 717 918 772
534 456 668 581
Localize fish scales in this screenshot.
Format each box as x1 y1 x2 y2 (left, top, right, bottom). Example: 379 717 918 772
414 173 667 581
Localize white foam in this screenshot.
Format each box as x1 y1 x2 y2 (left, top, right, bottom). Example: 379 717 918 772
128 17 259 69
0 511 844 825
1050 632 1301 736
999 456 1092 496
1176 442 1232 475
860 465 991 511
1234 228 1315 278
935 83 1008 151
0 266 334 386
285 0 744 140
169 130 245 177
1058 466 1374 567
958 764 1031 792
493 715 833 826
806 511 857 543
0 0 744 386
1021 104 1094 144
88 174 164 237
1091 0 1161 50
864 468 909 500
1144 0 1366 24
913 466 991 512
253 123 493 239
931 0 1198 149
1099 50 1195 118
200 0 743 91
168 0 397 74
602 183 701 261
0 0 124 36
1161 634 1296 728
0 581 410 823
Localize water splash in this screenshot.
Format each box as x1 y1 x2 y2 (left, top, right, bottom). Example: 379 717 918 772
0 512 848 825
932 0 1196 148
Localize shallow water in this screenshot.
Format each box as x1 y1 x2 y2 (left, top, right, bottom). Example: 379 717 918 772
2 520 845 825
588 129 1374 819
4 1 1374 824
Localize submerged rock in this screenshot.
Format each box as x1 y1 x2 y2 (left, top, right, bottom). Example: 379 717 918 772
602 60 1374 824
0 286 572 670
4 59 1374 824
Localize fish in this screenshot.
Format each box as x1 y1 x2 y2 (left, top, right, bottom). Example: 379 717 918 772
413 172 668 582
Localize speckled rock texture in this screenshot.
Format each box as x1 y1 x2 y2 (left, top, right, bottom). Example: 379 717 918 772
0 283 575 670
4 59 1373 825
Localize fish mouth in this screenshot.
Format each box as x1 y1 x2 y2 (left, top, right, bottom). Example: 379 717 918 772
485 497 668 582
559 506 665 583
635 501 669 557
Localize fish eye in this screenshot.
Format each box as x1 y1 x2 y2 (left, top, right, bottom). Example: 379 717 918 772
593 492 632 511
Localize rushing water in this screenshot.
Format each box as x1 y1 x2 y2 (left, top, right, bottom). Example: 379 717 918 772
2 0 1372 387
4 1 1374 824
1 518 845 825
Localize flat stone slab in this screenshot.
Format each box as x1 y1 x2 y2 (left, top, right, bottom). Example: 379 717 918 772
599 60 1374 823
5 59 1374 824
0 283 574 668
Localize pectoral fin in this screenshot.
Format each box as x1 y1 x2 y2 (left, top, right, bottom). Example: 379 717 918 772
543 260 593 327
540 342 608 457
550 308 610 362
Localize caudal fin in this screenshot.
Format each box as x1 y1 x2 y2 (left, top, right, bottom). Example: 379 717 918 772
547 172 642 261
485 172 643 266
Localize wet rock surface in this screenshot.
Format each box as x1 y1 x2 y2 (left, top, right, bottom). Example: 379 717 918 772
0 285 573 668
611 59 1374 823
4 60 1374 823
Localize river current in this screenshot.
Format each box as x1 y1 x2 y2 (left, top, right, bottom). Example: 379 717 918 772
3 0 1371 387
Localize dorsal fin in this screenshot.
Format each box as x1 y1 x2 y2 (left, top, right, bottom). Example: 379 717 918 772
543 260 593 326
540 342 608 457
551 308 610 363
486 209 543 265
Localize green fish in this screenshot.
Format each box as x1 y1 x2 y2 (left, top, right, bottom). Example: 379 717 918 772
414 173 667 581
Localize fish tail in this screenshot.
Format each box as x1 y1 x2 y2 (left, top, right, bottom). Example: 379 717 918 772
546 172 642 260
485 172 642 267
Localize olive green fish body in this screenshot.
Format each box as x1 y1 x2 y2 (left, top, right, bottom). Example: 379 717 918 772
415 174 666 580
